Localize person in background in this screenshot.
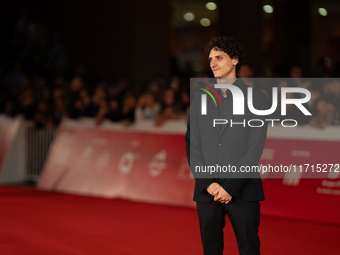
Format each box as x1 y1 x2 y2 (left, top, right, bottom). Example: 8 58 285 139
179 89 190 122
154 89 180 126
120 94 136 126
34 101 53 129
238 64 255 87
95 98 109 126
106 97 122 122
309 97 335 129
135 93 159 122
53 90 66 126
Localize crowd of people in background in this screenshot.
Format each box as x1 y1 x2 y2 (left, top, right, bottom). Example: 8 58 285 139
1 14 340 130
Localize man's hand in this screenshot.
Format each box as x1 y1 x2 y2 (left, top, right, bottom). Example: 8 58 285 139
213 186 232 204
207 182 221 196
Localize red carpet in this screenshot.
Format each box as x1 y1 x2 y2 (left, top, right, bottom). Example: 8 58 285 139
0 186 339 255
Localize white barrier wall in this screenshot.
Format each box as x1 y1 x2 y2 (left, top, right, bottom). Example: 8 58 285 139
0 115 26 184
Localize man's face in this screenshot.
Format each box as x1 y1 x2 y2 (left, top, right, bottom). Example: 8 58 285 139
209 48 238 79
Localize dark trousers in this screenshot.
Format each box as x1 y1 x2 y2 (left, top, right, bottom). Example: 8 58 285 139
196 201 261 255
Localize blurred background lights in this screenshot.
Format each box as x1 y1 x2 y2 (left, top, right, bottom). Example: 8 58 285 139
318 8 328 16
183 12 195 21
200 18 211 27
206 2 217 11
263 5 274 14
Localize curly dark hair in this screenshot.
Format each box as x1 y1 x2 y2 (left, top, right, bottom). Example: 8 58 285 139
205 36 245 73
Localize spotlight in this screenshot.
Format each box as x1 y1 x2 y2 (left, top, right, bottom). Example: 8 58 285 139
263 5 274 14
200 18 211 27
184 12 195 21
206 2 217 11
318 8 327 16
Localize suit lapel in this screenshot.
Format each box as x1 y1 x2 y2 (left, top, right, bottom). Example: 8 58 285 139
219 95 233 135
219 78 248 136
197 80 221 135
206 95 220 135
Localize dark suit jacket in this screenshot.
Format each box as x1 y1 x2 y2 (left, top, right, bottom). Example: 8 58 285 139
185 78 268 203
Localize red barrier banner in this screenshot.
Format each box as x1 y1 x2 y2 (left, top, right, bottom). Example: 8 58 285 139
39 122 340 224
39 128 195 207
259 135 340 224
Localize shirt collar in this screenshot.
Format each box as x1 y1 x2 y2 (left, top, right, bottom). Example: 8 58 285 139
216 78 238 98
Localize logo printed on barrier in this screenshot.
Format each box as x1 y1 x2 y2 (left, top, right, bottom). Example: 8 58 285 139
95 152 111 170
119 152 136 174
148 150 167 177
328 167 340 179
177 158 193 180
283 170 302 186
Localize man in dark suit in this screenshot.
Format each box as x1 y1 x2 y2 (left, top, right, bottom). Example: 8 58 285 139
185 36 268 255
